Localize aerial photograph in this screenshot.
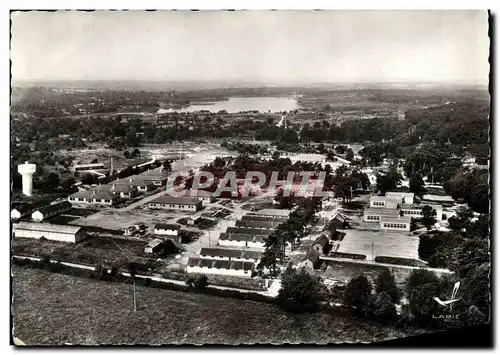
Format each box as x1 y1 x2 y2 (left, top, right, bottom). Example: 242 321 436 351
9 10 490 346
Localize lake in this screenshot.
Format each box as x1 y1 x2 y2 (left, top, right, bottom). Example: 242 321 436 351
157 97 300 114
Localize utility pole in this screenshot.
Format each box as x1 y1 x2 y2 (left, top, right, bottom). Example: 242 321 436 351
132 281 137 312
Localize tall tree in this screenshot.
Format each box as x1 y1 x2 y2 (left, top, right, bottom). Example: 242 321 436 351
277 266 321 313
421 205 437 230
375 268 402 303
344 275 372 315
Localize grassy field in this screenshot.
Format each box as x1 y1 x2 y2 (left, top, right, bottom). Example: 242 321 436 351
11 266 418 345
12 235 159 270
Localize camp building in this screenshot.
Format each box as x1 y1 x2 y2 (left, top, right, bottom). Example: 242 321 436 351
13 221 87 243
148 196 202 212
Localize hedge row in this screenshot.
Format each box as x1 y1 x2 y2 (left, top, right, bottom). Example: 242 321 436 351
374 256 427 267
330 252 367 260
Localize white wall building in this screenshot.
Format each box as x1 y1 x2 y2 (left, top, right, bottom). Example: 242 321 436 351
369 195 402 209
386 192 414 205
154 223 181 236
199 247 262 263
363 207 401 222
187 257 255 278
13 222 87 243
400 203 444 221
379 216 411 231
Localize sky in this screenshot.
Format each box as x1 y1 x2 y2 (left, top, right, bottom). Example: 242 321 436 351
10 10 490 84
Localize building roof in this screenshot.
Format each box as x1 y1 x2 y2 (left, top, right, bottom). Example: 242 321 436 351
188 257 255 271
225 227 271 236
380 216 412 224
154 223 181 231
34 201 71 215
150 196 201 206
313 235 330 248
146 238 163 248
219 233 267 244
254 208 290 217
386 192 415 199
422 194 455 203
73 163 105 169
111 184 136 193
305 250 320 263
401 203 443 211
187 190 214 198
364 208 401 217
11 202 41 214
14 221 82 234
70 188 117 200
242 214 288 222
370 195 402 203
235 219 282 229
200 247 262 260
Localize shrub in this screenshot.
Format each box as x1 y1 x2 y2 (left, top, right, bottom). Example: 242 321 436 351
193 275 208 290
330 252 366 260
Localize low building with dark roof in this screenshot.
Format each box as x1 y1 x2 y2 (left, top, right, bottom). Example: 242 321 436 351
187 190 215 203
311 234 330 254
144 238 164 254
234 219 283 229
13 221 87 243
68 188 120 206
11 203 40 220
148 196 202 212
187 256 255 278
225 227 270 236
303 250 322 269
31 201 72 222
200 247 262 263
218 232 267 250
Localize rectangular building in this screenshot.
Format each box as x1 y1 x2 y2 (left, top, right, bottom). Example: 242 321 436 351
148 196 202 212
386 192 415 205
68 188 120 206
199 247 262 263
234 219 283 229
144 238 164 254
31 201 72 222
218 232 267 250
363 207 400 222
13 221 87 243
369 195 402 209
154 223 181 236
379 216 411 231
187 257 255 278
400 203 443 221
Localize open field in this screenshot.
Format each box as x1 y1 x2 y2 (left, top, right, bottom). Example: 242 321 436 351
335 229 420 261
71 208 194 231
12 235 161 270
11 266 418 345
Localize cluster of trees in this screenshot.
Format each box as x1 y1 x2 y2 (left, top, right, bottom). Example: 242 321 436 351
220 141 270 155
258 197 323 275
416 207 490 324
343 270 402 324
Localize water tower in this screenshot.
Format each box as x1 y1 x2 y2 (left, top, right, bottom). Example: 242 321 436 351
18 161 36 197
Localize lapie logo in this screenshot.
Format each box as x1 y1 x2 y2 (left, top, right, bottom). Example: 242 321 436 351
433 281 460 310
